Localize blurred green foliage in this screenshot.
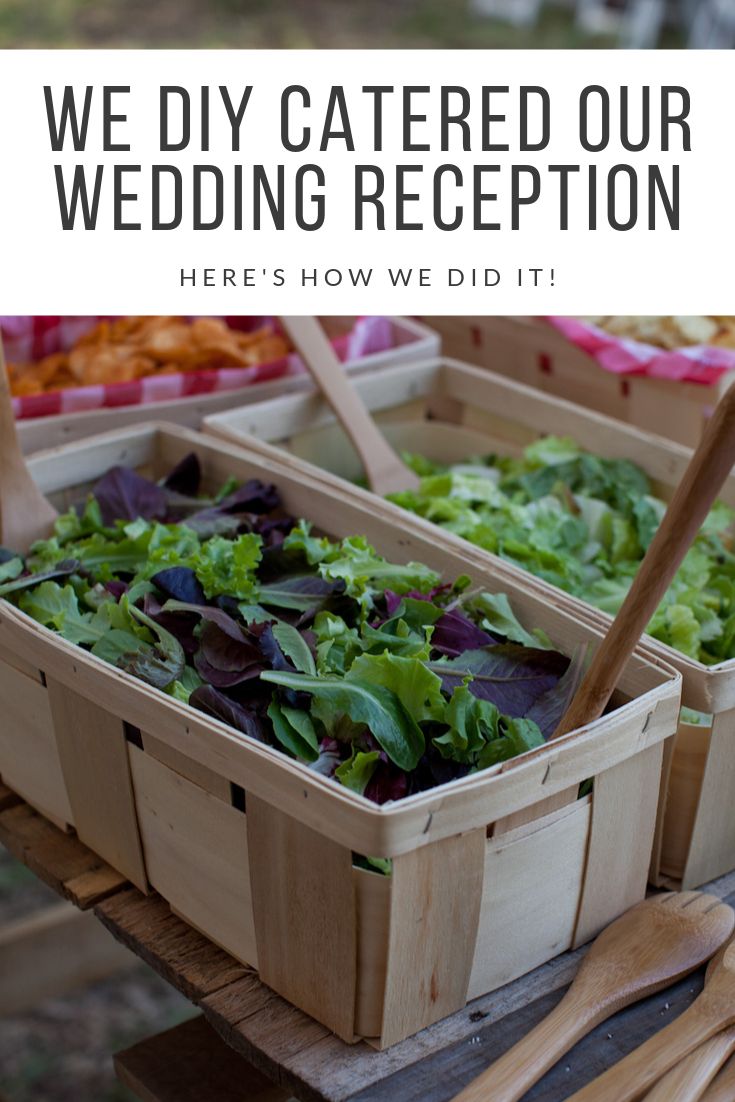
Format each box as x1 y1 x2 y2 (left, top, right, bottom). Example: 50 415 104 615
0 0 620 48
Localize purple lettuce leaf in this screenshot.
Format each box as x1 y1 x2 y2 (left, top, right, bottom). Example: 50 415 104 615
218 480 280 515
525 646 587 739
180 509 243 539
190 684 267 741
105 579 128 601
309 737 342 778
161 600 250 639
93 466 168 526
384 584 453 617
162 452 202 497
193 621 264 688
431 609 499 657
431 644 570 716
364 761 409 805
258 573 344 619
152 567 207 605
143 594 200 655
161 599 265 683
254 622 295 672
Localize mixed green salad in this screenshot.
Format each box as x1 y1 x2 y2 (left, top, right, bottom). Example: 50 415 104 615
392 436 735 667
0 454 580 806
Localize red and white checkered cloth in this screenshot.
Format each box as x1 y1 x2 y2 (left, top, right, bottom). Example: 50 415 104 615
547 317 735 386
1 316 395 420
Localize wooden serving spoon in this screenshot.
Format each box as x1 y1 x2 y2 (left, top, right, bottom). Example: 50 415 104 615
566 936 735 1102
280 317 420 496
451 892 734 1102
643 942 735 1102
0 335 57 550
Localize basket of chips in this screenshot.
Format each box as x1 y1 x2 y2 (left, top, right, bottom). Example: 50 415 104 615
3 316 439 453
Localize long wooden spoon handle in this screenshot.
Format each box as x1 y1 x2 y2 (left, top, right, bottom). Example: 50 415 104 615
0 337 25 477
567 1001 732 1102
643 1029 735 1102
554 382 735 739
452 991 596 1102
280 316 418 495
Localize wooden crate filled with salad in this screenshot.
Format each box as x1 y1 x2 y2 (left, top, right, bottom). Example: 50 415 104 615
206 356 735 890
0 423 679 1046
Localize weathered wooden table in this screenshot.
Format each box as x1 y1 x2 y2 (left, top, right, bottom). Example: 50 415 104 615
3 779 735 1102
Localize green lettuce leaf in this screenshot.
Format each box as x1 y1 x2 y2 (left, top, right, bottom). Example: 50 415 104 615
262 670 425 771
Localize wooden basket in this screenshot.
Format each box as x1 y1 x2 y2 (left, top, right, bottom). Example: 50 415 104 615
417 315 732 449
15 316 439 455
205 356 735 891
0 424 679 1047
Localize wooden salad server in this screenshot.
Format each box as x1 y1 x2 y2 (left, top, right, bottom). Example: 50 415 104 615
280 316 420 496
451 892 734 1102
566 936 735 1102
0 335 57 550
643 941 735 1102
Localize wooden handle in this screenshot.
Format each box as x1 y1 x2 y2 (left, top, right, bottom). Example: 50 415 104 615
0 336 26 479
567 997 734 1102
554 382 735 739
644 1029 735 1102
0 334 58 550
452 989 599 1102
280 317 419 496
701 1052 735 1101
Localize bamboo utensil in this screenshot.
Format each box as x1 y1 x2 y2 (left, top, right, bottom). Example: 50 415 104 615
0 335 57 549
643 941 735 1102
567 937 735 1102
280 316 420 495
452 892 734 1102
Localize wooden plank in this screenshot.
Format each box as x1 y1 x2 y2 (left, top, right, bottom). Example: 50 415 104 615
94 888 249 1002
0 798 125 908
574 741 664 946
0 641 44 682
654 721 710 885
129 744 256 967
46 677 148 891
247 795 357 1043
354 868 391 1038
114 1015 290 1102
380 828 486 1047
682 707 735 888
0 901 134 1014
141 729 233 803
0 782 21 812
0 659 73 827
468 800 589 1001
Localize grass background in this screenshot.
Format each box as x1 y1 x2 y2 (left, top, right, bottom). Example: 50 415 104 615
0 0 629 48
